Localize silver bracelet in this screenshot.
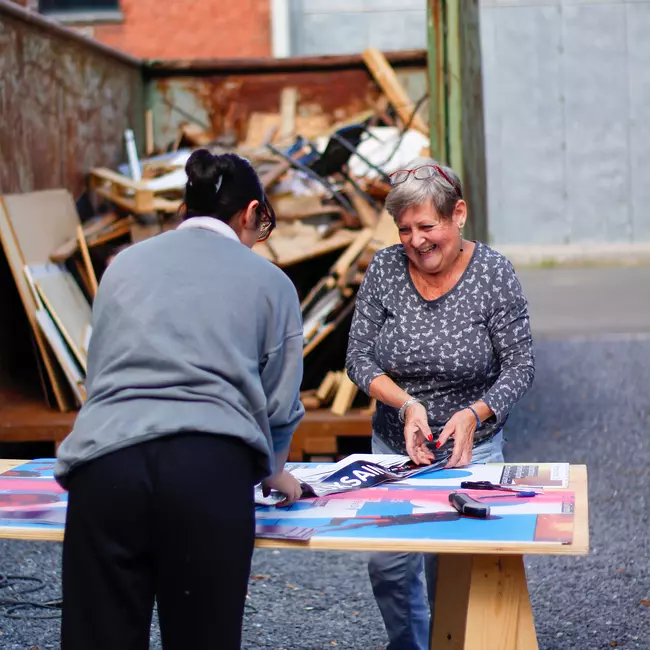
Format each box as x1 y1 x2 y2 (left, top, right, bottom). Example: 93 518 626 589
398 397 421 423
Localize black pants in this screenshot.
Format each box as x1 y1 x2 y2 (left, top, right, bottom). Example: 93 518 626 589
61 433 257 650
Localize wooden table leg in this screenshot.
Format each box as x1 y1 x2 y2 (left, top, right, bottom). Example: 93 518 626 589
431 554 538 650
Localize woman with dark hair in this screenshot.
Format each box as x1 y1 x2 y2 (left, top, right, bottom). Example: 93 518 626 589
56 149 305 650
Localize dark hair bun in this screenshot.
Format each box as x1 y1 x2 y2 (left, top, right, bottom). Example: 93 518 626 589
182 150 266 223
185 149 219 188
212 154 237 177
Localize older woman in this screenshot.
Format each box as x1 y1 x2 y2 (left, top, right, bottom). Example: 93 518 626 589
346 159 534 650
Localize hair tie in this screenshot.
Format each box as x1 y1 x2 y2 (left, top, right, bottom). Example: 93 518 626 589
215 176 223 194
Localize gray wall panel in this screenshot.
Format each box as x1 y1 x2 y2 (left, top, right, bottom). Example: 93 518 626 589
484 5 567 245
295 12 371 56
562 2 631 243
289 0 426 56
627 2 650 240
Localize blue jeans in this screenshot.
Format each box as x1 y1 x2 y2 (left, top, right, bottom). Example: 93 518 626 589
368 432 505 650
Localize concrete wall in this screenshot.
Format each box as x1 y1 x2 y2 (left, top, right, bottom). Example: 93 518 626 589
288 0 427 56
481 0 650 245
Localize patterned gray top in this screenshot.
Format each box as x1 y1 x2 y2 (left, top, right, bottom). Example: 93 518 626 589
346 242 535 453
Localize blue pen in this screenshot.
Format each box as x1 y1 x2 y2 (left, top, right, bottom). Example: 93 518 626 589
476 491 538 499
460 480 541 498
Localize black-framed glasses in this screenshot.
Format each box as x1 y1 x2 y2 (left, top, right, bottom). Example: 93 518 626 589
257 197 276 243
389 165 461 197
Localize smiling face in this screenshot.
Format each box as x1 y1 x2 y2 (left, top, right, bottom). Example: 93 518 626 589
397 200 467 275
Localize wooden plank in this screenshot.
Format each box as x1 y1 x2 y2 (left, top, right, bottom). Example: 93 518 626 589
49 213 118 263
253 228 357 268
90 167 149 192
303 323 335 358
279 87 299 140
330 371 359 417
244 112 282 149
362 48 429 135
145 109 154 155
515 563 539 650
302 287 342 342
77 225 98 298
304 299 355 358
2 189 81 266
179 122 214 146
300 390 321 410
463 555 531 650
432 555 539 650
431 554 472 649
315 371 340 403
90 168 157 214
0 389 76 445
260 160 291 190
271 193 324 217
570 465 589 554
33 264 92 372
35 309 85 407
244 112 332 149
331 227 375 281
276 205 345 221
0 197 72 411
303 435 338 455
348 188 379 229
368 209 400 253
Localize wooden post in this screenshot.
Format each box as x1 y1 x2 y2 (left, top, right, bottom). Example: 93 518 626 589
446 0 463 178
145 109 154 156
459 0 489 243
427 0 447 163
431 554 539 650
427 0 488 244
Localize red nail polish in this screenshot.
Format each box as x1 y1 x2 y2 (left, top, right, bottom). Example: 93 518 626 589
435 441 441 449
427 434 433 442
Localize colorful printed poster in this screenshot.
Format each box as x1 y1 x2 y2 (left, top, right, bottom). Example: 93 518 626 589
256 485 575 545
0 459 56 480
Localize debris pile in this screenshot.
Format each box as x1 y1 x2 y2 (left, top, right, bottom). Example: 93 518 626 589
0 49 429 418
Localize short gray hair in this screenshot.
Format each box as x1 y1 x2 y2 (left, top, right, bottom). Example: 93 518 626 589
385 157 463 221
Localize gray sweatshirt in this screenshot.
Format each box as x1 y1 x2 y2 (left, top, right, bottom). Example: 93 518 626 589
346 242 534 453
55 227 304 487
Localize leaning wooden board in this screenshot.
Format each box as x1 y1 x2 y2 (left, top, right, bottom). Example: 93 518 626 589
0 193 76 411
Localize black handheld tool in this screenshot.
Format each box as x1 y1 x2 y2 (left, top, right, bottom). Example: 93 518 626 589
449 492 491 518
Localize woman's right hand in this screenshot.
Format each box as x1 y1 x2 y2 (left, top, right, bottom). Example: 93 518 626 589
403 401 436 465
261 470 303 507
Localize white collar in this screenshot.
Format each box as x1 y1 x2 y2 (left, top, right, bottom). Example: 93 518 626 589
177 217 240 243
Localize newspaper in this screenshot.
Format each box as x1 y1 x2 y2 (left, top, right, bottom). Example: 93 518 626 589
255 453 449 506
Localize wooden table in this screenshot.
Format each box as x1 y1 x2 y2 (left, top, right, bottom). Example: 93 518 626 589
0 460 589 650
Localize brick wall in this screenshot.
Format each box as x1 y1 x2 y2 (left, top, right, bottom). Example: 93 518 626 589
80 0 271 59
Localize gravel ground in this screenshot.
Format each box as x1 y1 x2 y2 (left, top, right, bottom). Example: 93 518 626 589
1 337 649 649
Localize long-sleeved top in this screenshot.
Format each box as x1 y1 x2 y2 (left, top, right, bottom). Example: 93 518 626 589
346 242 534 453
55 221 304 487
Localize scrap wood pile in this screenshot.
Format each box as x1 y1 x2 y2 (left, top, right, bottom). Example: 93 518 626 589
0 49 428 417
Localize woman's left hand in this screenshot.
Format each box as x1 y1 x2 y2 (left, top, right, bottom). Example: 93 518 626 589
436 409 477 468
